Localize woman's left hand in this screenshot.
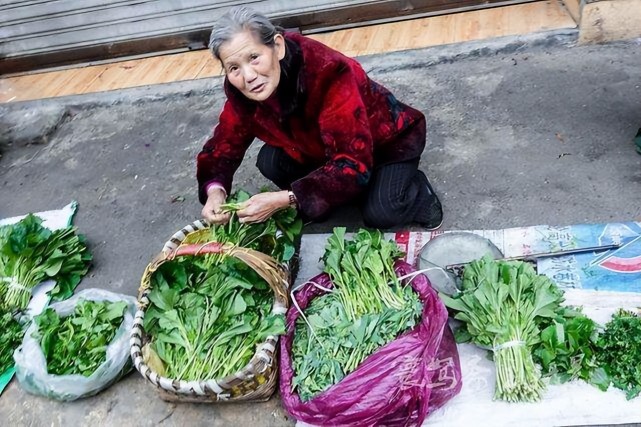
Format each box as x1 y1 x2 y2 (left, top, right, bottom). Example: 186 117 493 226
237 191 290 223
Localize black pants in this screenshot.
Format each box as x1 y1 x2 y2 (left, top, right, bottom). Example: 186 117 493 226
256 145 442 228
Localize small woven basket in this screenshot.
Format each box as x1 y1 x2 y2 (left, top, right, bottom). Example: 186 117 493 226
130 220 290 403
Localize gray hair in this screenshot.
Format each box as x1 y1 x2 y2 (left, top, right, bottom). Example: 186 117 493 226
208 6 282 60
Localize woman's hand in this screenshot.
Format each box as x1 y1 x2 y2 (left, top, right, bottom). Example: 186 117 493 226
201 187 232 224
237 191 290 223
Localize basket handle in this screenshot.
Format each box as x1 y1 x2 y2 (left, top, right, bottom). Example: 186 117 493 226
168 241 228 258
143 241 289 306
166 242 288 294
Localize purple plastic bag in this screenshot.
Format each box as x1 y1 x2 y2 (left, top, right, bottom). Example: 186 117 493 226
280 261 462 426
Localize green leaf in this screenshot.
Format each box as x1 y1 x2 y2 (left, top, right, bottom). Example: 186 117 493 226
439 294 469 312
0 311 25 372
44 259 64 276
0 217 92 309
148 286 179 312
282 244 295 262
230 293 247 316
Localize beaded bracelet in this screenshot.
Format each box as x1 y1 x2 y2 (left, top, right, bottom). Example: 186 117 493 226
288 191 298 207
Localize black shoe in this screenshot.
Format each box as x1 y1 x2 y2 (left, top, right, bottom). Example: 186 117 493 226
414 172 443 230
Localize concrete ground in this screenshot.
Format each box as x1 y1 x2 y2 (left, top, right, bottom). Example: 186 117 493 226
0 28 640 426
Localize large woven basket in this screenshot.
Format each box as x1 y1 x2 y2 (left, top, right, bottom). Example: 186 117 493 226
130 220 290 403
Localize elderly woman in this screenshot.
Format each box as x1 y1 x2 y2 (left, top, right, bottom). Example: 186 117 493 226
197 6 443 229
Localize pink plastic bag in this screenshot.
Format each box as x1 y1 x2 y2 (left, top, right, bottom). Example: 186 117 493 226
280 261 462 426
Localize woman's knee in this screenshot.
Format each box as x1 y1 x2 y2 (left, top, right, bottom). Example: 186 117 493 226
361 163 420 228
362 210 397 229
256 144 281 181
362 193 407 228
256 144 312 189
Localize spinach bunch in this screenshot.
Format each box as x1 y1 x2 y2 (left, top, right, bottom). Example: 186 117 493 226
291 228 422 401
34 300 127 376
0 214 92 311
144 256 285 380
0 310 24 373
595 309 641 399
441 256 565 402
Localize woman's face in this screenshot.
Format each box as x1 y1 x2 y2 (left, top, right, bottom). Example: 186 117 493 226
219 30 285 102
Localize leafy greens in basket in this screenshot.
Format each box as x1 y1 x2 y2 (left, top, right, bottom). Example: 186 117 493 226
144 256 285 380
143 190 299 380
189 189 302 264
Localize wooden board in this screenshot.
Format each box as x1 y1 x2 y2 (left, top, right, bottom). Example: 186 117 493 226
561 0 582 22
310 1 577 57
0 1 577 103
1 0 539 74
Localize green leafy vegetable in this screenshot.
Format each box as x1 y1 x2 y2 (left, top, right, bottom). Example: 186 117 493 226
33 300 127 377
322 228 406 321
291 228 422 401
189 190 302 263
0 214 92 310
292 288 421 401
0 310 24 373
533 309 609 390
144 256 285 380
445 257 641 401
595 309 641 400
143 189 298 381
440 255 565 402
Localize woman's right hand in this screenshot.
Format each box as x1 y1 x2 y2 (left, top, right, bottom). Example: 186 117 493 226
201 187 232 224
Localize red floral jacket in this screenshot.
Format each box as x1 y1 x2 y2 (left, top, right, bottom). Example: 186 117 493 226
197 32 426 219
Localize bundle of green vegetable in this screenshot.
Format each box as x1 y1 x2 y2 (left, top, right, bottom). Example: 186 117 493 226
0 214 92 311
33 300 127 376
440 256 565 402
187 190 302 264
0 310 24 373
595 309 641 399
322 228 410 320
144 256 285 380
142 190 299 381
291 228 423 401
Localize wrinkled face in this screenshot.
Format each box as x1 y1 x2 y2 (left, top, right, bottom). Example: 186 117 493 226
219 30 285 102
